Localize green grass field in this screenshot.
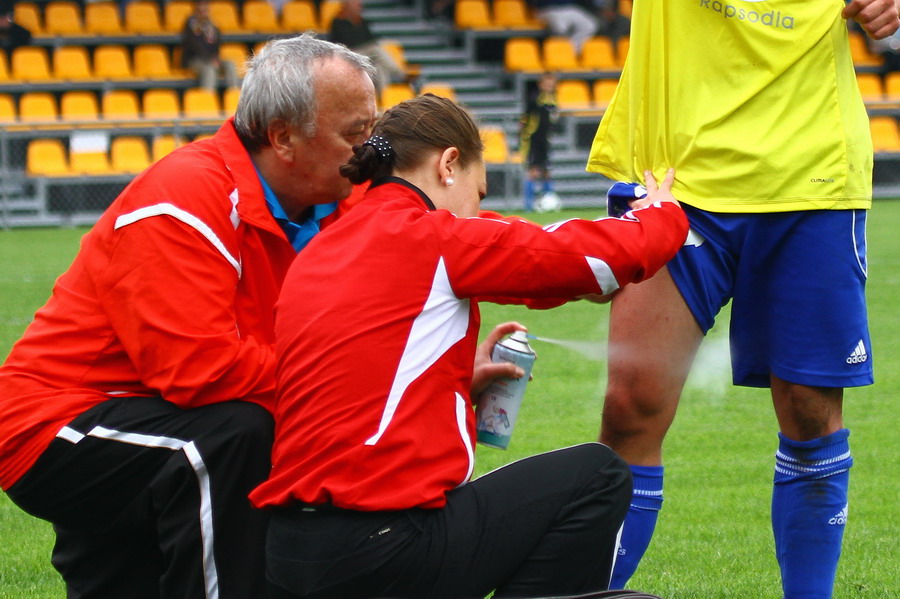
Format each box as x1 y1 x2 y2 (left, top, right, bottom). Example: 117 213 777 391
1 202 899 598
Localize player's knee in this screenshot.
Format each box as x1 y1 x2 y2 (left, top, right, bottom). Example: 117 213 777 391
214 401 275 452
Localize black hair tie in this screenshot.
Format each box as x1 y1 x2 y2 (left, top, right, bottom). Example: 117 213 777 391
363 135 395 163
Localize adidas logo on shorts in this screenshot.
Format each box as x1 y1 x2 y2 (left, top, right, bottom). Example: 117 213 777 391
828 504 848 526
846 340 868 364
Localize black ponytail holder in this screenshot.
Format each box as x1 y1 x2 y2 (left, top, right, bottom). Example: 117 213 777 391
363 135 395 163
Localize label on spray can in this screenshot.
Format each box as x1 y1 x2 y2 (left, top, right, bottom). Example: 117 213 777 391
475 330 537 449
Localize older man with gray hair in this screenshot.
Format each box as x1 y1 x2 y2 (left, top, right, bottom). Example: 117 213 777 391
0 34 376 599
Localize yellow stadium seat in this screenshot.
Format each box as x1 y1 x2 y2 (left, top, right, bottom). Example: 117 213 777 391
0 94 16 123
616 36 630 67
110 136 152 173
848 32 883 67
242 0 280 32
94 45 135 80
11 47 53 82
281 0 318 32
543 36 582 72
152 134 185 162
581 36 617 71
504 37 543 72
27 139 70 177
885 72 900 102
134 44 178 79
419 82 457 102
619 0 633 18
142 88 181 120
102 89 141 121
481 127 510 163
70 150 113 175
13 3 43 35
84 2 124 35
493 0 541 29
209 0 243 33
319 0 343 32
43 1 84 36
125 1 165 34
593 78 619 107
379 83 414 110
183 87 223 119
556 79 592 110
53 45 95 81
0 53 9 83
19 92 58 123
223 87 241 115
857 72 884 103
220 43 250 77
870 116 900 152
455 0 495 29
60 90 100 122
165 0 194 32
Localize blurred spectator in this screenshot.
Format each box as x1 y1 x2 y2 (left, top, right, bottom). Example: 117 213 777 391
0 10 31 51
529 0 598 53
870 29 900 73
181 0 240 91
520 72 560 212
329 0 407 92
596 0 630 39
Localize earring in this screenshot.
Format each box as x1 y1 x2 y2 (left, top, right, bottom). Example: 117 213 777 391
446 178 455 186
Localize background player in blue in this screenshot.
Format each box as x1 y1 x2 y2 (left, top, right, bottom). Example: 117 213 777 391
520 72 559 212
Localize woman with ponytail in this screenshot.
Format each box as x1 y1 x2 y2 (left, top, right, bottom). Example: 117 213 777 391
250 94 688 598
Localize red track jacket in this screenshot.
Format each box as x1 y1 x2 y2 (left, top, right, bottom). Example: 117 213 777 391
0 119 307 490
250 178 689 511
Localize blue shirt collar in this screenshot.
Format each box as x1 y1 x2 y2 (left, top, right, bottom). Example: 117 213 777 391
255 167 337 253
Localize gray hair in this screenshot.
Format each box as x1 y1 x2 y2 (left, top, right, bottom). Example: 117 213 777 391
234 34 375 151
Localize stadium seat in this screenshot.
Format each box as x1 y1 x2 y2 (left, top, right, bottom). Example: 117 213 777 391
318 0 343 32
493 0 542 29
60 90 100 122
870 116 900 152
223 87 241 115
857 72 885 103
142 88 181 120
110 136 152 173
13 3 43 36
593 78 619 107
84 2 124 35
125 1 165 34
183 87 223 119
0 94 16 123
455 0 495 30
152 134 185 162
0 53 9 83
43 1 84 36
886 72 900 102
70 149 113 175
281 0 319 32
18 92 58 123
543 36 583 72
134 44 179 79
165 0 194 32
619 0 633 18
616 36 630 67
53 45 95 81
481 127 510 163
94 45 136 80
504 37 543 72
556 79 592 110
848 32 882 67
220 43 250 77
242 0 280 33
419 82 457 101
27 139 70 177
581 36 617 71
379 83 414 110
209 0 244 33
11 47 53 82
102 89 141 121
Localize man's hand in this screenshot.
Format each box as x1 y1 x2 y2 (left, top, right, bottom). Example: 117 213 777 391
629 168 680 211
843 0 900 40
472 322 527 396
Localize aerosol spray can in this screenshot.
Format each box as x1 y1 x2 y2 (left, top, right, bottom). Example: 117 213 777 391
475 330 537 449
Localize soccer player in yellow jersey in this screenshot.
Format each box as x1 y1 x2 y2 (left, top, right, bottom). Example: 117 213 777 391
586 0 899 596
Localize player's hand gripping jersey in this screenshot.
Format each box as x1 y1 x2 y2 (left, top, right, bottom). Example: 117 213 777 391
587 0 873 212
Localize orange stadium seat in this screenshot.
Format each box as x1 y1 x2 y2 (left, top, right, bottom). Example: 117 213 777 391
543 36 582 72
281 0 319 31
209 0 244 33
125 1 165 34
152 134 185 162
102 89 141 121
493 0 542 29
43 1 84 36
555 79 592 110
380 83 414 110
19 92 59 123
134 44 179 79
220 43 250 77
84 2 124 35
0 93 16 123
27 139 70 176
111 136 152 173
94 45 136 80
242 0 280 33
60 90 100 122
142 88 181 120
183 87 223 119
223 87 241 115
870 116 900 152
504 37 543 72
419 82 457 101
593 78 619 107
13 3 43 35
857 72 885 103
581 36 617 71
319 0 343 32
11 46 53 82
455 0 495 30
53 45 95 81
165 0 194 32
482 127 511 163
70 149 113 175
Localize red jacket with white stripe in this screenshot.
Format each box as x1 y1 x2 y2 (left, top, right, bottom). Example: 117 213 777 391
249 178 688 511
0 119 302 490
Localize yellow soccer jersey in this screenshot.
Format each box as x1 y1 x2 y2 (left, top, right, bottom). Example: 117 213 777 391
587 0 873 212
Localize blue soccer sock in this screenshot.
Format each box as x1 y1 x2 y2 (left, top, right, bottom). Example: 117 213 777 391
609 465 664 589
772 429 853 599
524 179 536 211
542 179 554 194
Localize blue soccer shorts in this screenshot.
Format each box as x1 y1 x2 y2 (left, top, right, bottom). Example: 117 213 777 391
667 205 873 389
